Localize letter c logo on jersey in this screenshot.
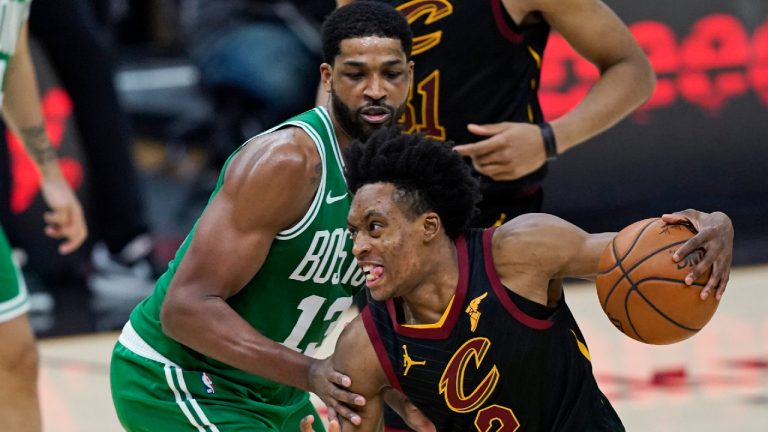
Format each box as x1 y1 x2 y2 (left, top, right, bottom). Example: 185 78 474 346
396 0 453 55
438 337 499 413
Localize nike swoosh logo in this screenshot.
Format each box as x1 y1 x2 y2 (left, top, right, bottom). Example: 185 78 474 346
326 190 348 204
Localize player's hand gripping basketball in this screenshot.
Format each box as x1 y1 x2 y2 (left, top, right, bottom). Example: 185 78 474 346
661 209 733 300
307 357 365 426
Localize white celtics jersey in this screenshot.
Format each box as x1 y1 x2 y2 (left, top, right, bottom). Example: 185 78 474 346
0 0 31 106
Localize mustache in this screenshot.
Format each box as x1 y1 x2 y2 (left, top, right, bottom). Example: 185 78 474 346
358 102 395 114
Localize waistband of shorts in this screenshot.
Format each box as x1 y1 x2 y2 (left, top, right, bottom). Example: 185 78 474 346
118 321 179 367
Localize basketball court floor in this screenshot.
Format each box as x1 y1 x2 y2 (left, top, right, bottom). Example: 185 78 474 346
37 264 767 431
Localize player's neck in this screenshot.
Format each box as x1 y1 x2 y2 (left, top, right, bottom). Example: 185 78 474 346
400 240 459 325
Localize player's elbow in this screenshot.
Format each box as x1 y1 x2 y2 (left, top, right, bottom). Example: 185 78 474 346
159 290 193 342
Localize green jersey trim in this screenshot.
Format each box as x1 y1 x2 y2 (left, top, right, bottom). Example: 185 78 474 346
275 118 327 240
316 107 346 172
276 106 344 240
0 258 29 322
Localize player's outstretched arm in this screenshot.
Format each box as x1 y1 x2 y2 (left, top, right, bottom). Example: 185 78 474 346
661 210 733 300
455 0 655 181
159 128 363 424
492 214 615 293
1 22 86 254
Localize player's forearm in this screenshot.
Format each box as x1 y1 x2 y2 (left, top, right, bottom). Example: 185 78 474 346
161 297 314 391
1 37 61 178
549 52 655 155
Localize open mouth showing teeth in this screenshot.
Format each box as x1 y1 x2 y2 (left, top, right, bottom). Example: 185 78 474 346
362 264 384 285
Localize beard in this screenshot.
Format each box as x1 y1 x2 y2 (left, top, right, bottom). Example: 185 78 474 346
331 87 406 141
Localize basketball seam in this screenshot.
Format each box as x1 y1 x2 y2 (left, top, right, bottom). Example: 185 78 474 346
631 285 703 333
601 238 689 309
605 238 690 343
597 218 659 276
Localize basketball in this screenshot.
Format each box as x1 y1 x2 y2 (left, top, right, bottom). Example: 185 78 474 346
596 218 719 344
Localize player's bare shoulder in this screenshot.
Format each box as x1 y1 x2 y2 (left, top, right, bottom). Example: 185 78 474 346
219 127 324 231
226 127 322 187
493 214 571 259
492 213 589 282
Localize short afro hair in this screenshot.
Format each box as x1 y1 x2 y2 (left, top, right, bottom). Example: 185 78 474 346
322 1 413 64
345 126 480 239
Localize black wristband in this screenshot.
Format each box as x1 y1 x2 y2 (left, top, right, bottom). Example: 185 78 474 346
539 122 557 162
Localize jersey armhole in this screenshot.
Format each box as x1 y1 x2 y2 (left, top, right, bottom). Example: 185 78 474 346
482 228 554 330
361 306 404 392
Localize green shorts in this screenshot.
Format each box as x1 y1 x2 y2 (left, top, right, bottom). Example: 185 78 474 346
0 225 29 323
111 341 324 432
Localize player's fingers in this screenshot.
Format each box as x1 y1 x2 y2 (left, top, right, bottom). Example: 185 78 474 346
58 236 82 255
684 249 713 284
326 406 338 424
44 224 66 239
660 212 690 225
331 402 361 426
328 372 351 388
299 415 314 432
327 419 341 432
672 234 706 263
716 273 729 300
333 386 366 406
467 122 508 136
698 272 720 300
57 220 87 255
454 138 503 158
43 209 68 228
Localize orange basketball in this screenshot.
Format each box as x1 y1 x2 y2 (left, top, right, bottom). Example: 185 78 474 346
596 218 718 344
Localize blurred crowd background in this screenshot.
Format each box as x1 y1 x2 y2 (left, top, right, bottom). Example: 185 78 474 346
0 0 766 337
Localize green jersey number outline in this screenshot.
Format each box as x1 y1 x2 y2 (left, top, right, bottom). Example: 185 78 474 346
283 294 353 356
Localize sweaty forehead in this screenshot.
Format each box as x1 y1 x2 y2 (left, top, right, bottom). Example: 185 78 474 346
338 36 406 61
349 183 398 219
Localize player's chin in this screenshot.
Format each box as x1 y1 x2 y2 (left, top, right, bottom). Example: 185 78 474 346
366 283 392 302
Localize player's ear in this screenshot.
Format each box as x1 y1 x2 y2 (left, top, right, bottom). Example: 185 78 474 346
320 63 333 93
422 212 441 243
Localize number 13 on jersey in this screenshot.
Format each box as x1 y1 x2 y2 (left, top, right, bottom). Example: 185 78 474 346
282 294 353 356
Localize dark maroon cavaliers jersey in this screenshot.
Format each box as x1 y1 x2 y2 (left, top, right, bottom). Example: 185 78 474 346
379 0 551 201
362 229 624 431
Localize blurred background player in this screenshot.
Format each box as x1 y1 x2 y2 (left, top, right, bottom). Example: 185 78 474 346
336 0 655 227
0 1 88 430
27 0 159 327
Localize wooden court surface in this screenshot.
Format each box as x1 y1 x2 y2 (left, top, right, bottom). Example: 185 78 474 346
38 265 768 431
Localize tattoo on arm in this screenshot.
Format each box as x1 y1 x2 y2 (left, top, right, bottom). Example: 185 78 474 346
20 125 57 166
309 162 322 186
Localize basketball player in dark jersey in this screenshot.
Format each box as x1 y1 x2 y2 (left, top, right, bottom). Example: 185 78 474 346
335 0 655 227
303 127 732 431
